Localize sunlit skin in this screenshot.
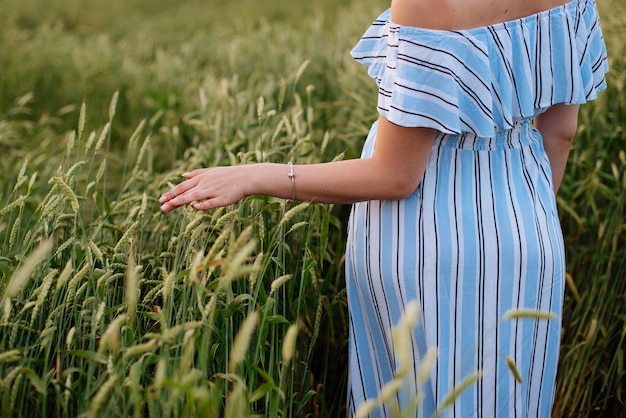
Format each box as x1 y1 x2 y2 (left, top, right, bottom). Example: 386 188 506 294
390 0 574 30
160 0 578 212
159 117 435 211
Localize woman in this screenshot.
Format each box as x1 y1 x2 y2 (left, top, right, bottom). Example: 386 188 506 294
160 0 608 415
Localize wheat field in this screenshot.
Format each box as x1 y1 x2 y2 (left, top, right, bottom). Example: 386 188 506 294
0 0 624 416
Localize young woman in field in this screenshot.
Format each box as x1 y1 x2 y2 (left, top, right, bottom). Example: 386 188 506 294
160 0 608 415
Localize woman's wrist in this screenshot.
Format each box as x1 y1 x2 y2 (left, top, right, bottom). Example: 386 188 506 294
246 163 295 201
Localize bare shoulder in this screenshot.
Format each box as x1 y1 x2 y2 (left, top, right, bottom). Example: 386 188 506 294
390 0 574 30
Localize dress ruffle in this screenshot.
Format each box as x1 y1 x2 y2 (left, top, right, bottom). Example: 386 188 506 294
350 0 609 137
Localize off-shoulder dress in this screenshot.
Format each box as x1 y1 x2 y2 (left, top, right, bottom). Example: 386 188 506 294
346 0 608 416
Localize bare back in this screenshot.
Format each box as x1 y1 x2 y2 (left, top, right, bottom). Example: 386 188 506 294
391 0 574 30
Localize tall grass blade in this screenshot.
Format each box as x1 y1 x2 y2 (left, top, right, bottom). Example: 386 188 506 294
4 240 53 300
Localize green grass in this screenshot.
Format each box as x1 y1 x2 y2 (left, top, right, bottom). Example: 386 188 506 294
0 0 624 416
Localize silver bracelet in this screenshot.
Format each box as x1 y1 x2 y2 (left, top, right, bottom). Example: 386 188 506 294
287 162 296 201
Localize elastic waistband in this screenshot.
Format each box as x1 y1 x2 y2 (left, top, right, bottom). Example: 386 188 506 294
435 120 540 151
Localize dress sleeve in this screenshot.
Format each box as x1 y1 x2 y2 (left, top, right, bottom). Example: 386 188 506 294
351 0 609 137
375 26 496 135
575 0 609 100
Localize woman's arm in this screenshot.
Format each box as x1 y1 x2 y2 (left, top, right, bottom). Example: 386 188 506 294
534 103 580 193
159 116 435 212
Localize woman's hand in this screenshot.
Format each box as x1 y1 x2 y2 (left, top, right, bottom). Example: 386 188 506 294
159 166 250 212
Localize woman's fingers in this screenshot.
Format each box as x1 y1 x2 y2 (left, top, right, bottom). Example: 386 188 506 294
159 189 179 202
192 199 216 211
159 176 201 212
160 167 246 212
182 168 206 179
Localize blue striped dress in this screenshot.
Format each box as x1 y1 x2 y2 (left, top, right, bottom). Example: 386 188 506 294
345 0 608 417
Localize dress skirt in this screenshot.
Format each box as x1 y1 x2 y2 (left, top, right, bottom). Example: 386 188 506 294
345 119 566 418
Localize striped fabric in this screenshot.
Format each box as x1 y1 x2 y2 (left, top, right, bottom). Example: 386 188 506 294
351 0 608 137
345 0 608 417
